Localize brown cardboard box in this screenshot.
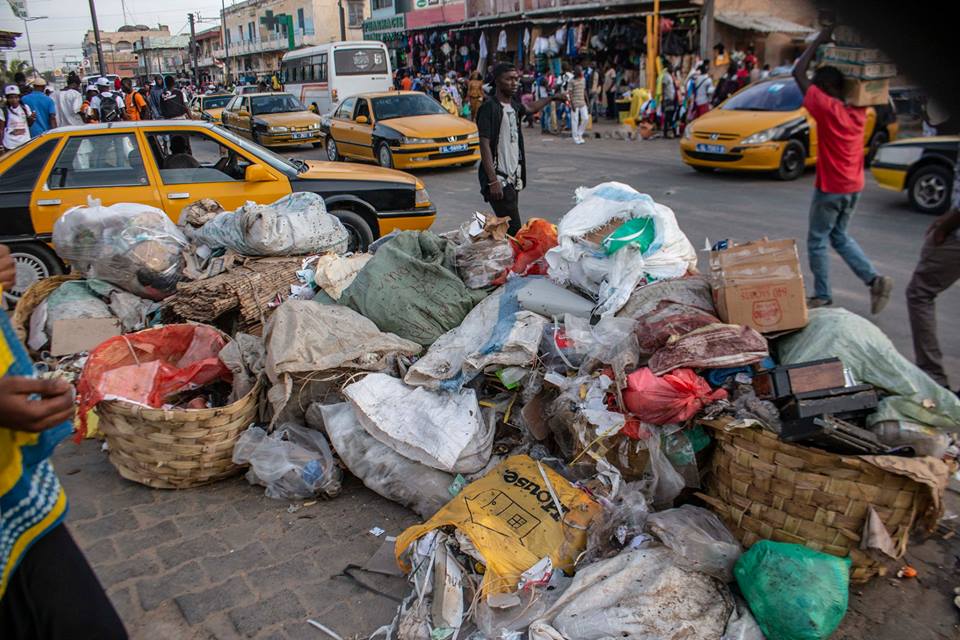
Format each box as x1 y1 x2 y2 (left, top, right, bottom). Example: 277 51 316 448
832 61 897 81
710 238 809 333
843 78 890 107
50 317 121 356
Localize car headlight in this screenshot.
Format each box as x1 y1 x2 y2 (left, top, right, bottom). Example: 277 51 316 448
467 131 479 140
309 122 320 130
402 136 433 145
415 183 431 207
741 125 786 145
683 126 692 140
269 126 290 133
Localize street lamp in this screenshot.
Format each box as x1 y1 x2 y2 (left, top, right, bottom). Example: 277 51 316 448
22 16 48 78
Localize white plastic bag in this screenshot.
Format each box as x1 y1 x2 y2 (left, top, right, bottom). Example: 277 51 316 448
318 402 455 518
232 423 341 499
455 238 515 289
642 426 686 509
344 373 493 474
544 182 696 316
189 192 349 256
647 504 742 582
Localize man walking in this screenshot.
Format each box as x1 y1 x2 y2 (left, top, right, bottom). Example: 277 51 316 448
89 78 125 122
792 27 892 313
121 78 149 121
0 86 34 152
477 63 564 236
568 65 588 144
22 78 56 136
906 148 960 389
55 73 84 127
160 76 189 120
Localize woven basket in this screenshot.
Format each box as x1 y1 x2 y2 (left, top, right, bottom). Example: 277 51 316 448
10 274 81 344
97 380 261 489
698 423 934 582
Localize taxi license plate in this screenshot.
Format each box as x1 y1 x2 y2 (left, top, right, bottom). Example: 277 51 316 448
440 143 468 153
695 143 725 154
291 132 312 139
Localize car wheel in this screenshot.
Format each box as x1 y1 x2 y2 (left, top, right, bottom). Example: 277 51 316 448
376 142 394 169
908 164 952 215
326 137 340 162
330 209 375 252
692 165 715 174
5 243 63 304
776 140 806 181
866 129 888 166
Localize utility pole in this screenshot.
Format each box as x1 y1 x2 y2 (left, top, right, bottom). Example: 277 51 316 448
221 0 231 84
338 0 346 41
188 13 199 83
87 0 107 76
22 18 36 74
700 0 715 60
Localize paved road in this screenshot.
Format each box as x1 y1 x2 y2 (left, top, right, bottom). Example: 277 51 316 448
303 130 960 385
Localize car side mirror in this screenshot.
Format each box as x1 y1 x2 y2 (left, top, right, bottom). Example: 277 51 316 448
355 115 369 125
244 164 275 182
238 110 250 117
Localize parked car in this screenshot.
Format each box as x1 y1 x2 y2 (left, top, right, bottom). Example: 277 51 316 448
680 78 898 180
189 93 234 124
221 92 323 148
871 135 958 214
320 91 479 169
0 120 435 297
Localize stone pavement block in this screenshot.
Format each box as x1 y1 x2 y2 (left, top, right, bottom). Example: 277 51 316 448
157 533 230 571
246 554 319 596
175 576 255 625
96 553 161 590
202 541 272 584
97 485 158 516
83 538 119 565
72 509 138 546
114 519 181 558
137 560 207 612
228 589 306 638
176 504 246 534
67 496 99 522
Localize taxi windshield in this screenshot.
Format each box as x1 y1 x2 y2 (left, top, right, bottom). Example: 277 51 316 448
722 80 804 112
251 94 306 115
203 95 233 109
372 94 447 120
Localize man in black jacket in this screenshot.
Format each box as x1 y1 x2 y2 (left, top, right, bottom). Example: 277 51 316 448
477 63 564 235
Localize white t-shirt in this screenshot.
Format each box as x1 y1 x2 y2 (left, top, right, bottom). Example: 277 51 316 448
1 104 33 150
497 103 522 190
89 92 124 118
55 88 84 127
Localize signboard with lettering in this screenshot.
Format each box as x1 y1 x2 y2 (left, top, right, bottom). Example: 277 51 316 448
362 14 406 42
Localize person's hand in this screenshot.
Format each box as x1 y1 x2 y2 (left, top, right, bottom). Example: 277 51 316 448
489 179 504 201
553 92 568 103
927 210 960 246
0 377 75 433
0 244 15 292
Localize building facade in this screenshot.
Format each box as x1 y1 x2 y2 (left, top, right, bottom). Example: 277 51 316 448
134 35 192 78
196 26 225 84
215 0 369 84
83 25 171 78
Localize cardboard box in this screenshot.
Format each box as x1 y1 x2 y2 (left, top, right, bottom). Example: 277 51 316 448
50 317 121 356
843 78 889 107
820 44 891 64
832 61 897 80
710 238 808 333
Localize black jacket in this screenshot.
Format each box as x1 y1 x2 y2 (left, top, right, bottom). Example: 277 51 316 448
476 96 528 196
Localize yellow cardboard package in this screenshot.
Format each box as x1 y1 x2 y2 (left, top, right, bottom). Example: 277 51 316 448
395 455 601 594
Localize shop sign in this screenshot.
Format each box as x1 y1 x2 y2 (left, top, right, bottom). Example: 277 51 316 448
363 14 406 39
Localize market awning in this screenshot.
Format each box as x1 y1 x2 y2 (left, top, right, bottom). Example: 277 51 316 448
714 12 815 34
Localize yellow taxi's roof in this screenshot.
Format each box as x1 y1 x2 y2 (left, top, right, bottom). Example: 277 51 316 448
45 120 222 135
241 92 295 98
354 91 428 99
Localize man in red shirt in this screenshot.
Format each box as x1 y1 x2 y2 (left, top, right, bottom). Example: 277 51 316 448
793 27 892 314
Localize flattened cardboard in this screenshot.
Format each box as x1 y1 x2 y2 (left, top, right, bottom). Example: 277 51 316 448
50 317 121 356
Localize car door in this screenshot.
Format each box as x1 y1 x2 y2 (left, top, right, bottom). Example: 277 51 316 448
144 127 290 218
347 98 375 161
330 97 357 157
222 96 243 134
234 97 254 140
31 130 163 231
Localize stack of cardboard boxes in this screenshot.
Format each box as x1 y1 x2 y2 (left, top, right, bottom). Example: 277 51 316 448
820 27 897 106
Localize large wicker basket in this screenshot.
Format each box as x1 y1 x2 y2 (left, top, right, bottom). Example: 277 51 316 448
698 422 938 582
97 380 260 489
10 274 81 344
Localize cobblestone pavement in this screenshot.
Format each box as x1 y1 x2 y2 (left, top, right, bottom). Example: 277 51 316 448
57 439 960 640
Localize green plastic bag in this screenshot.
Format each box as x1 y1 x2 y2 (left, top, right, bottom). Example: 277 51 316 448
601 217 657 255
735 540 850 640
339 231 487 347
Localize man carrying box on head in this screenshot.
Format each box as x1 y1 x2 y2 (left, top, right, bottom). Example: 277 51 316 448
792 26 892 315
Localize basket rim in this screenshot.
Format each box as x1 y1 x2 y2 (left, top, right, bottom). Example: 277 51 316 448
98 378 261 420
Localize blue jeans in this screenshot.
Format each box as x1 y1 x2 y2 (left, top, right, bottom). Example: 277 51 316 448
807 188 877 300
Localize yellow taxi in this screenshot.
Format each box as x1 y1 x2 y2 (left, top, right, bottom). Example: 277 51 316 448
870 135 958 214
0 121 435 297
189 93 234 124
221 92 323 148
680 77 898 180
320 91 479 170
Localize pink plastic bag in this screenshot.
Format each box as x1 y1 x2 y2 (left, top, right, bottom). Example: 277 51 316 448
623 367 726 425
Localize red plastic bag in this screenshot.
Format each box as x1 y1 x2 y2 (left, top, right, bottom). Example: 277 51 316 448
76 325 231 437
492 218 558 285
623 367 727 425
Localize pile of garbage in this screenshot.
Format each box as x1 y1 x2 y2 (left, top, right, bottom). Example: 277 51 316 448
30 182 960 639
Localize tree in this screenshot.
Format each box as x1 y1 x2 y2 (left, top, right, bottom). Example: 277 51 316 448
0 59 36 85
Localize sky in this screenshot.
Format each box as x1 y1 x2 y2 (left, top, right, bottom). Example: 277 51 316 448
0 0 231 69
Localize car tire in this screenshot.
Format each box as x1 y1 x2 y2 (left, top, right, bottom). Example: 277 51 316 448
376 142 394 169
330 209 375 253
776 140 806 181
908 164 953 215
866 129 888 166
691 165 715 174
326 136 341 162
6 242 63 304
